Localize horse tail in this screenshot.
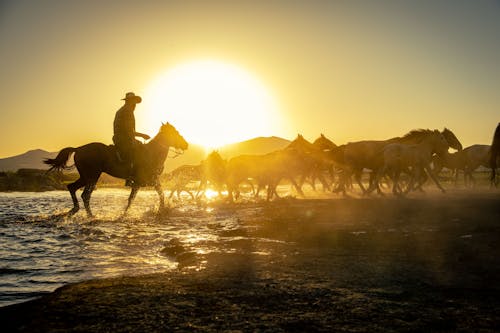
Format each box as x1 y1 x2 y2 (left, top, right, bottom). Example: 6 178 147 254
44 147 76 172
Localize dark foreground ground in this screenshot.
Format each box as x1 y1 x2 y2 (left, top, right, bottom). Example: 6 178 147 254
1 191 500 332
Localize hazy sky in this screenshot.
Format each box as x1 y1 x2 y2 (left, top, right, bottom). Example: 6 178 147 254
0 0 499 157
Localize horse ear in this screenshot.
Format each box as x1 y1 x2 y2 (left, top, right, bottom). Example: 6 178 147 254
161 122 165 126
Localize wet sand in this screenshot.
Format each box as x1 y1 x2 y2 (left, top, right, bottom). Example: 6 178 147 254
1 190 499 332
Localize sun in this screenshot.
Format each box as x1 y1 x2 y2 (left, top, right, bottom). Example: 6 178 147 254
140 60 284 149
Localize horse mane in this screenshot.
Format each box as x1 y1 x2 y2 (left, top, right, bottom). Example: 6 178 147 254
400 129 436 143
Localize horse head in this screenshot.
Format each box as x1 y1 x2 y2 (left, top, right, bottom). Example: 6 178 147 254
202 150 227 182
441 128 463 151
155 122 189 151
432 129 450 156
287 134 315 152
206 150 225 163
313 134 337 151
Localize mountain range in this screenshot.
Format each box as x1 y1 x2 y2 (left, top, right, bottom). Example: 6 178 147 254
0 136 291 172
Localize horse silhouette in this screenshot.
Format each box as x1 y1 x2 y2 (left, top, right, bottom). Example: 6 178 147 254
339 128 461 195
44 123 188 216
431 151 467 185
369 129 449 196
490 123 500 187
164 164 201 200
287 134 333 191
197 151 227 198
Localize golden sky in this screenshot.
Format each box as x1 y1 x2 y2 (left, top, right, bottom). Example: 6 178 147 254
0 0 499 157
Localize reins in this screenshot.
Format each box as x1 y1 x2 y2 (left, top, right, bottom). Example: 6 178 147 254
168 148 184 158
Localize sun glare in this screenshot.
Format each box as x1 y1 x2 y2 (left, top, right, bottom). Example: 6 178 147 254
141 60 283 149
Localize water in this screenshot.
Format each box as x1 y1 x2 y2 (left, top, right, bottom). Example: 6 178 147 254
0 189 253 307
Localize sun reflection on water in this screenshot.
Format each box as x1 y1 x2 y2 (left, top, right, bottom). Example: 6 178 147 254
0 189 275 306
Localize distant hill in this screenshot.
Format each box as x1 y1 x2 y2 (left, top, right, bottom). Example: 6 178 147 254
0 137 291 172
157 136 291 172
0 149 57 172
218 136 291 159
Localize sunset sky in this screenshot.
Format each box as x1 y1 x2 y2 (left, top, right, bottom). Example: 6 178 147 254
0 0 499 157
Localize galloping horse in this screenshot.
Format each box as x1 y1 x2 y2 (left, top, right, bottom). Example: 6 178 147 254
225 147 306 201
286 134 332 191
164 164 201 200
431 151 466 185
459 144 493 187
490 123 500 187
369 129 449 195
311 134 340 187
44 123 188 216
339 128 461 195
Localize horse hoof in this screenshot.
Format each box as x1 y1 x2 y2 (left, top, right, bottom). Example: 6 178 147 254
68 208 79 216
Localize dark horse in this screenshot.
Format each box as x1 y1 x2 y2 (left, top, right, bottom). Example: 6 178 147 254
490 122 500 187
44 123 188 217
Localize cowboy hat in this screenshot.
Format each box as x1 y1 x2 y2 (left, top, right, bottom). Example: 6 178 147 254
121 92 142 103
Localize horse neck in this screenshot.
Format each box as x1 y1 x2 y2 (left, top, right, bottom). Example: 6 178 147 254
419 136 445 157
146 138 170 163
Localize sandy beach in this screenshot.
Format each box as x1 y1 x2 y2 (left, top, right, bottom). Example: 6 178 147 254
1 190 499 332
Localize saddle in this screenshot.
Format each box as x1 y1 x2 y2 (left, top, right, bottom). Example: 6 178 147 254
108 144 162 187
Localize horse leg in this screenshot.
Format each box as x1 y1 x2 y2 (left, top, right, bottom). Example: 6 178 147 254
410 167 427 193
333 170 348 196
195 179 206 199
354 171 368 194
125 185 140 213
403 168 418 195
317 173 331 192
289 177 305 196
81 182 96 217
254 183 264 198
266 184 272 201
67 178 86 215
424 165 446 193
366 169 381 195
391 170 400 195
154 183 166 211
168 188 175 200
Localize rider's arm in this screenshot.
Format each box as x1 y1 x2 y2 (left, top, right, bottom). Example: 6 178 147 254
135 132 151 140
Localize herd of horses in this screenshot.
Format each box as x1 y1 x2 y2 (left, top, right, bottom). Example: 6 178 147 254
166 125 500 202
45 122 500 217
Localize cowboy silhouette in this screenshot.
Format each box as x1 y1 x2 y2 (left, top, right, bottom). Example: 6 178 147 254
113 92 150 180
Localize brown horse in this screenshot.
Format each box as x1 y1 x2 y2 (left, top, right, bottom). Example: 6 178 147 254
490 123 500 187
339 128 461 195
44 123 188 217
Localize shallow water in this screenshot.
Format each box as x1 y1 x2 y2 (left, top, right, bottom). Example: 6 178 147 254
0 189 253 307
